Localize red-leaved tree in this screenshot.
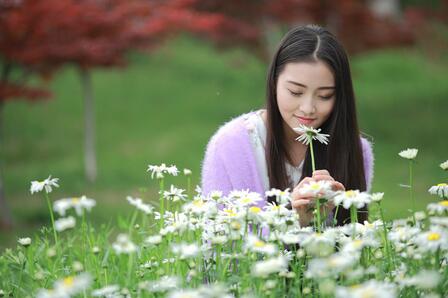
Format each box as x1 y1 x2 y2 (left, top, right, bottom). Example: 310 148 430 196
0 0 254 228
189 0 416 60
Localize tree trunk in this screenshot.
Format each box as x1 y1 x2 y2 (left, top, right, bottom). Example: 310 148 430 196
79 68 97 183
0 101 14 229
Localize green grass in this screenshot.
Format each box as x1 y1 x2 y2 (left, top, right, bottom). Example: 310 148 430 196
2 36 447 249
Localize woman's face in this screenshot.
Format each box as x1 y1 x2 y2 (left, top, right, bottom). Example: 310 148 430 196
276 60 336 135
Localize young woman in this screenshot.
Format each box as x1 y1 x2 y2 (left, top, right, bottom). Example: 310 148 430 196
201 24 373 227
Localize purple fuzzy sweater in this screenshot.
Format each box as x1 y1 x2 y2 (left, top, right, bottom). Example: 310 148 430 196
201 112 374 207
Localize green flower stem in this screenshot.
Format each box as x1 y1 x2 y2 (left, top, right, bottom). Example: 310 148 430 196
128 209 138 235
187 176 191 198
159 178 165 229
409 161 416 225
44 193 58 245
350 205 358 238
309 138 316 173
333 204 340 227
435 247 441 270
126 253 134 287
309 139 323 232
378 202 394 277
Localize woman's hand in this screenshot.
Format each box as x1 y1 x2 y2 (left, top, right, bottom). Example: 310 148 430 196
291 170 345 227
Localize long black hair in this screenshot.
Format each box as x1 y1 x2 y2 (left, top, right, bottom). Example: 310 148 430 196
265 24 367 225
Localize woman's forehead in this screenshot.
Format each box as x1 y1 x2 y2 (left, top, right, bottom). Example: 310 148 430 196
280 61 335 88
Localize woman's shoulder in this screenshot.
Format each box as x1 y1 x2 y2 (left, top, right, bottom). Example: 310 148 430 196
360 135 374 155
208 111 257 145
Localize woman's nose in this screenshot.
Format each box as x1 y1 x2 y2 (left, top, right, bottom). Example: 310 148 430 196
299 97 316 115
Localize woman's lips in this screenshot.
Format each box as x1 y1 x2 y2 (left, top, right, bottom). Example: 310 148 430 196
296 116 315 125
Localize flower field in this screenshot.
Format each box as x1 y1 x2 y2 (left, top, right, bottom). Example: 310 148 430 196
1 154 447 297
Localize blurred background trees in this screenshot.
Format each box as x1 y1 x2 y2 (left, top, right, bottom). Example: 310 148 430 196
1 0 447 245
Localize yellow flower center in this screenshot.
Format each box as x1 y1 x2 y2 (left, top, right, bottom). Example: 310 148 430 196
63 276 74 287
224 209 237 217
310 183 320 190
360 289 375 298
272 206 280 211
437 183 447 187
241 197 252 204
439 201 448 207
230 221 241 230
193 200 204 207
249 206 261 213
353 239 363 248
71 197 80 203
427 232 441 241
254 240 266 247
345 190 356 198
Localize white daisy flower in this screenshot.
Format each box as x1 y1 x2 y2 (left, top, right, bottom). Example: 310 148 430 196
139 276 180 293
72 261 83 272
145 235 163 245
278 232 301 245
112 234 137 254
183 197 217 217
398 148 418 160
77 196 96 214
208 191 223 200
163 185 187 202
335 280 396 298
244 235 277 255
53 198 73 217
53 196 96 217
166 165 179 176
251 256 289 277
235 192 263 207
427 200 448 215
298 180 333 198
430 216 448 227
301 231 336 257
340 238 379 254
30 175 59 194
171 242 200 259
400 270 441 289
413 226 448 253
371 192 384 202
265 188 291 205
196 283 232 298
428 183 448 198
37 273 92 298
18 237 32 247
440 160 448 171
167 289 201 298
147 163 178 179
126 196 154 214
305 252 358 279
92 285 120 297
55 216 76 232
333 190 372 209
293 124 330 145
388 225 421 244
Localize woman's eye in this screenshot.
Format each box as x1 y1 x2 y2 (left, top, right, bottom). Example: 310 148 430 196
288 90 303 96
319 94 334 100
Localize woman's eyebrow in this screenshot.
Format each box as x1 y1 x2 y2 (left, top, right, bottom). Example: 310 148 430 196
286 80 335 90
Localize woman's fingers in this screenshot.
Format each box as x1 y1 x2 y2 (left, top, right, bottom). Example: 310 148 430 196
291 199 310 209
293 177 314 190
331 181 345 191
312 169 330 176
312 174 335 182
